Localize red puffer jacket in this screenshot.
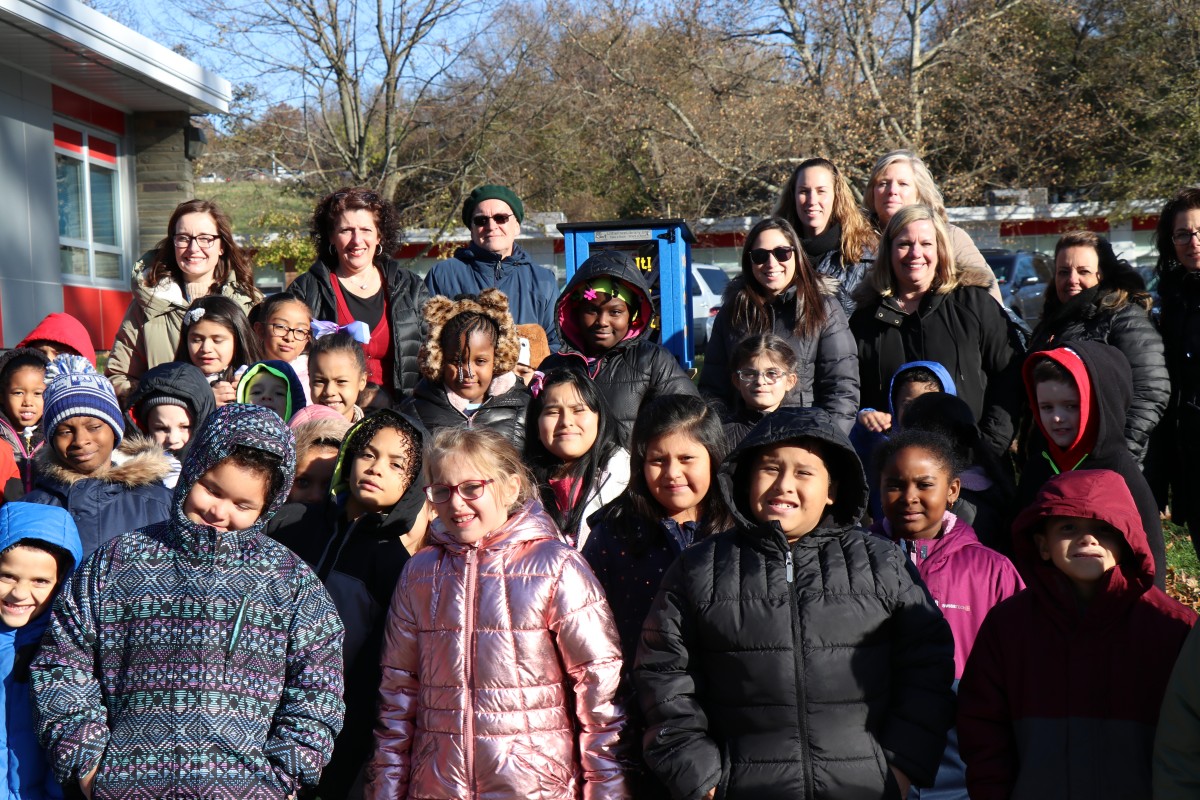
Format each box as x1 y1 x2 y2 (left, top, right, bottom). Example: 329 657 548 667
366 500 628 800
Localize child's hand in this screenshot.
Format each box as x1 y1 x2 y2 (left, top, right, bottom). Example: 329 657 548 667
889 764 911 797
211 381 236 406
80 764 99 799
857 408 893 433
703 788 717 800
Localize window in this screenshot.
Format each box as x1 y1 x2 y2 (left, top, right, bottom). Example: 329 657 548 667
55 123 124 282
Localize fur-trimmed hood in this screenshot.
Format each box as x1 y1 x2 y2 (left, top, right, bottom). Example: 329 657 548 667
34 434 172 488
418 287 521 379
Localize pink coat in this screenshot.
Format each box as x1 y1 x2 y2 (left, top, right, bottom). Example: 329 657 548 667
366 500 628 800
874 512 1024 677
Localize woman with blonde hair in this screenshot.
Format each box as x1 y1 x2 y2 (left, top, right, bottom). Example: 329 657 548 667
850 205 1023 458
774 157 879 316
864 149 1003 303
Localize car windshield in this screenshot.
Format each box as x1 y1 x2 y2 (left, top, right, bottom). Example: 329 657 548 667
698 267 729 294
983 254 1018 284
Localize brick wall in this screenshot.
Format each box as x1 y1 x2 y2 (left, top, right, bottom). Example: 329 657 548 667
132 111 193 255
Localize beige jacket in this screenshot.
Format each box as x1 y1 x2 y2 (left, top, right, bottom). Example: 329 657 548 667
105 262 257 402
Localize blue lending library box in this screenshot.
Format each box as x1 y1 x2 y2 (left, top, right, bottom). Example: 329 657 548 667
557 219 696 369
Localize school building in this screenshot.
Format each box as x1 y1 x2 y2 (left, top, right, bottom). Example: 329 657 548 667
0 0 230 349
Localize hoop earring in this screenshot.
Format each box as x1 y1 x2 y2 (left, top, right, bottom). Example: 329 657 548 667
329 244 336 256
375 244 383 256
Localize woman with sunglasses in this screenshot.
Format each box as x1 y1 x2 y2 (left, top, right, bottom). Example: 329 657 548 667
423 184 561 351
698 216 859 434
106 199 261 402
850 205 1023 460
288 186 429 402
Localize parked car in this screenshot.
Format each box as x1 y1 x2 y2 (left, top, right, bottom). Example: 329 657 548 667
691 263 729 353
982 248 1052 326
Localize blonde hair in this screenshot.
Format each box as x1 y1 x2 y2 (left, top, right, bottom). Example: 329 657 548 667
773 157 878 264
424 427 536 512
864 150 946 226
866 205 960 297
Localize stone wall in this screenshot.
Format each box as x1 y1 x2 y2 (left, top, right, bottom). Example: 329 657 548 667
132 111 194 254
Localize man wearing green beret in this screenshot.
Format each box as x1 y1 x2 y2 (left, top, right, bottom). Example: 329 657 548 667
424 184 560 351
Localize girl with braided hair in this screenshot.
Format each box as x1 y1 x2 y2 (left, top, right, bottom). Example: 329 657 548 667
401 288 532 450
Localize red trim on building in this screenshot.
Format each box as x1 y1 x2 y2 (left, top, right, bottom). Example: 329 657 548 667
89 138 118 164
61 285 132 351
53 124 84 154
695 232 748 249
999 218 1109 237
52 87 126 136
1132 215 1159 232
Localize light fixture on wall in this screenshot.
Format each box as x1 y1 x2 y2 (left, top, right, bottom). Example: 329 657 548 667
184 125 207 161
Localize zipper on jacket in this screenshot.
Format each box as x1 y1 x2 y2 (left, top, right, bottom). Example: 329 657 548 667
463 547 478 796
785 544 815 799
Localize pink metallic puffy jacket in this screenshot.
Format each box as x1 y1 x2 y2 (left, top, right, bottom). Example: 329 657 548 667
366 500 628 800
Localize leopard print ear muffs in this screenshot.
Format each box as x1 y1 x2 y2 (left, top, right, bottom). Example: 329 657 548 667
419 288 521 380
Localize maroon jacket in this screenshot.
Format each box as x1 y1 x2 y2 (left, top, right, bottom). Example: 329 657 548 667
958 469 1196 800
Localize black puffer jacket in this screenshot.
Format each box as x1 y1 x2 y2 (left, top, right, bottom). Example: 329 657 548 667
699 277 860 435
851 267 1024 458
540 251 698 437
1159 268 1200 414
400 373 531 451
124 360 216 463
812 247 875 319
1029 283 1167 464
634 407 955 800
287 258 428 397
266 408 424 800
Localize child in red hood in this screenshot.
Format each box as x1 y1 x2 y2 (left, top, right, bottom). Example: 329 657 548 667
16 312 96 366
1018 341 1166 588
959 469 1196 800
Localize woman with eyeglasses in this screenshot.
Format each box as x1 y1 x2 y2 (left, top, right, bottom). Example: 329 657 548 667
698 216 859 435
287 187 429 402
850 205 1023 460
1147 188 1200 555
1025 230 1166 464
774 157 879 318
106 199 261 403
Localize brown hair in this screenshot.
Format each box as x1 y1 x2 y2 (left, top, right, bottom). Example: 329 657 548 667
425 427 536 513
731 217 828 339
145 199 260 301
1155 187 1200 275
419 288 521 379
1030 357 1074 387
773 157 878 264
311 187 401 270
865 205 959 297
1046 230 1150 315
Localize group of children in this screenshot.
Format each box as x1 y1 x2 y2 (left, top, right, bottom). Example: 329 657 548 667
0 241 1197 800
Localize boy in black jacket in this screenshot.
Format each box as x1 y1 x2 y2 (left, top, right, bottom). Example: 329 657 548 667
635 407 955 800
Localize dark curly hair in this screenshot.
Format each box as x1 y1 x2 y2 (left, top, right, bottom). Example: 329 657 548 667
310 187 401 270
221 445 285 507
873 427 964 480
145 199 260 302
341 411 422 496
1155 187 1200 276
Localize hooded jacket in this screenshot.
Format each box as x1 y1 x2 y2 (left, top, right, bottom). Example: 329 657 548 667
1159 267 1200 413
401 371 531 451
0 350 47 496
539 252 699 437
105 261 258 402
958 469 1196 800
424 242 562 351
123 361 215 464
235 361 308 422
22 436 173 558
1018 340 1166 588
287 258 429 397
16 314 96 366
0 503 82 800
634 407 955 800
1029 280 1167 463
887 360 957 415
806 239 875 319
699 277 860 434
31 404 345 800
366 500 627 800
850 265 1024 458
267 408 423 799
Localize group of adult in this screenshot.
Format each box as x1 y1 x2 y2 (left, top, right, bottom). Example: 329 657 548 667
101 153 1196 545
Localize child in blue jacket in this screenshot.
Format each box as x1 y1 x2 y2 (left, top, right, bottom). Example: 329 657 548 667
0 502 82 799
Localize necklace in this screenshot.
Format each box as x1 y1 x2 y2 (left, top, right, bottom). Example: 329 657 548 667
340 269 377 293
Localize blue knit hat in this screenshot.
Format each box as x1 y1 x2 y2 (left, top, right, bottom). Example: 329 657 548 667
41 355 124 446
